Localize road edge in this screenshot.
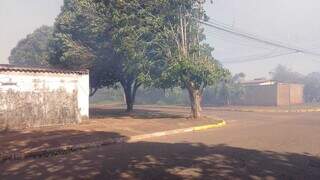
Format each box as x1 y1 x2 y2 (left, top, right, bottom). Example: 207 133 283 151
211 108 320 113
0 119 226 163
129 119 226 142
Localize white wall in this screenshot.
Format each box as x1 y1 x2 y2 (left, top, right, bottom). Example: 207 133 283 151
77 73 89 118
0 71 89 121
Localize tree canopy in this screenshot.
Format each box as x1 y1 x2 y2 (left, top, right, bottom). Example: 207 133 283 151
271 64 320 103
145 0 229 118
49 0 121 97
9 25 53 67
49 0 161 111
49 0 228 117
270 65 304 84
10 0 229 118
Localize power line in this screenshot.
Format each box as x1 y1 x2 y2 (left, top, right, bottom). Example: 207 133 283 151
199 19 301 52
197 18 320 59
205 28 277 50
203 19 299 63
221 51 298 64
220 50 290 61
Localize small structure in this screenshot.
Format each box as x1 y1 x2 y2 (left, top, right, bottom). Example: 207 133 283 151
236 79 304 106
0 64 89 130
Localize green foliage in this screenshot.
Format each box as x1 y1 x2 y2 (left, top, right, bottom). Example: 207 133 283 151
49 0 109 69
50 0 228 114
271 65 304 83
90 87 190 105
203 73 245 106
136 88 189 105
9 26 53 67
141 0 229 117
50 0 162 110
159 56 228 90
143 0 229 92
271 65 320 103
304 72 320 102
90 87 124 104
49 0 121 96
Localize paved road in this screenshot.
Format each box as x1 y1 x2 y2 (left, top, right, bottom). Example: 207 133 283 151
1 110 320 180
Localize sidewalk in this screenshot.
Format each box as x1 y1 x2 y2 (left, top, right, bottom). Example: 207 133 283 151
0 105 222 161
205 104 320 113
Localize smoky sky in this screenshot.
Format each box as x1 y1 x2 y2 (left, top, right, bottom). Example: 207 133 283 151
0 0 63 65
1 0 320 79
205 0 320 78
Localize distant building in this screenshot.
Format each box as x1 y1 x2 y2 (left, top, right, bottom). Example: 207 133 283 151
236 78 304 106
0 65 89 130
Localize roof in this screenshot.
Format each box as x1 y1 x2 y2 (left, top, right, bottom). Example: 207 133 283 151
241 79 304 86
0 64 89 75
240 79 276 86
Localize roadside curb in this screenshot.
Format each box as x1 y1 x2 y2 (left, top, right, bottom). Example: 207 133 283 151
129 120 226 142
211 108 320 113
0 120 226 163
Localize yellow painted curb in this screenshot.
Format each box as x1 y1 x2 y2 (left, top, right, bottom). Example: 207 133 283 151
193 120 226 131
0 120 226 162
130 119 227 142
213 108 320 113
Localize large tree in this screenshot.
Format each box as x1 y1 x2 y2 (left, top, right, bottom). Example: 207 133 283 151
271 65 320 103
9 25 53 67
270 65 304 83
49 0 119 97
304 72 320 102
50 0 157 112
149 0 228 118
98 0 158 111
51 0 228 116
97 0 228 118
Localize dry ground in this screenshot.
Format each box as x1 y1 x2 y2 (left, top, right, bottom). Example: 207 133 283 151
0 105 218 156
1 105 320 179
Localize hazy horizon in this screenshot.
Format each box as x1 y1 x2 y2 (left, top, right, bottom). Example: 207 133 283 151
1 0 320 79
0 0 63 65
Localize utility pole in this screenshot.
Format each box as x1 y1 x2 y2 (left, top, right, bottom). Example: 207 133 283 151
288 84 291 111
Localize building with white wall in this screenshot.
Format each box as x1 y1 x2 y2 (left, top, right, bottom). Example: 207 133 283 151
0 64 89 130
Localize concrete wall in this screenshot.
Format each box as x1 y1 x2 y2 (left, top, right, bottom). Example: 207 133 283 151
277 84 290 106
0 71 89 130
235 83 304 106
239 84 278 106
277 83 304 106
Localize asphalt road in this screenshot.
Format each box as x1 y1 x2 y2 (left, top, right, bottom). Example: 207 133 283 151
1 110 320 180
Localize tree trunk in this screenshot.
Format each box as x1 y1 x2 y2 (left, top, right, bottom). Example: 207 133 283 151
187 88 202 119
122 83 134 112
121 80 140 112
125 95 134 112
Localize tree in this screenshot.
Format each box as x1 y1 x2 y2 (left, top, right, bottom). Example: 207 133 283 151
49 0 120 97
51 0 228 115
271 65 320 103
202 73 245 106
9 25 53 67
50 0 157 112
99 1 158 111
149 0 228 118
270 65 304 83
304 72 320 103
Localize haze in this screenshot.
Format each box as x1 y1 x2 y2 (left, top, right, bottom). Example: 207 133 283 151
1 0 320 79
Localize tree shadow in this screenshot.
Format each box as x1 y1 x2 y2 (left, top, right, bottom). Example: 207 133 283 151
1 142 320 180
0 129 127 156
90 107 186 120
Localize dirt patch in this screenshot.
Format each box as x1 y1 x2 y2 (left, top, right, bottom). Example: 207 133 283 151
0 105 220 157
0 89 80 130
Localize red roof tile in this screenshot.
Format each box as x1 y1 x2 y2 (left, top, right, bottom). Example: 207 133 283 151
0 64 88 75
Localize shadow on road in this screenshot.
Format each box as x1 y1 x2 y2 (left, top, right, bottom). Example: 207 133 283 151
1 142 320 180
0 129 126 155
